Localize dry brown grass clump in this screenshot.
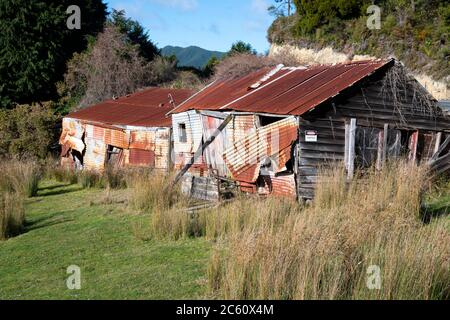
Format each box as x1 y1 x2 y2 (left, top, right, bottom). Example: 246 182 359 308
0 158 38 239
207 162 450 300
127 170 183 213
0 158 40 197
0 191 25 240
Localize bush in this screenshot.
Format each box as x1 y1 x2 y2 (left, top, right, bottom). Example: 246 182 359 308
0 191 25 240
0 159 40 197
78 170 101 189
0 104 59 159
213 54 276 80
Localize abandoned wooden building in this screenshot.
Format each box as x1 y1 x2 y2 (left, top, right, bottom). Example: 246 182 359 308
169 59 450 201
59 87 193 171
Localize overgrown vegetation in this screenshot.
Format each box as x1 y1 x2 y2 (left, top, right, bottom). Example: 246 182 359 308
133 161 449 300
0 159 41 239
0 104 60 159
268 0 450 84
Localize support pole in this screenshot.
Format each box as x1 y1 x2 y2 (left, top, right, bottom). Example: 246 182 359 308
347 119 357 180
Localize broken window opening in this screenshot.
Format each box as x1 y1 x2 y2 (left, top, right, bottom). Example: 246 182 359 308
178 123 187 143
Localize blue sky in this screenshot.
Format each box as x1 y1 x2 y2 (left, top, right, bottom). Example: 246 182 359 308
106 0 275 53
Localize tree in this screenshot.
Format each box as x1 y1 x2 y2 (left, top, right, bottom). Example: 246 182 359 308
0 0 107 108
109 9 160 61
228 41 257 56
203 56 220 77
63 26 153 109
268 0 294 17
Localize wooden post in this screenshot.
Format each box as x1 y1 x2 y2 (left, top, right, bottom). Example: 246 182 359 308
383 124 389 166
433 132 442 156
344 123 350 170
347 119 357 179
408 131 419 163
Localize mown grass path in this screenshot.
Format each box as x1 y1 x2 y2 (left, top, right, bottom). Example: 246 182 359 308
0 181 211 300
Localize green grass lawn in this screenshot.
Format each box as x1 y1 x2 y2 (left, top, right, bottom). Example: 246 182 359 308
0 181 211 300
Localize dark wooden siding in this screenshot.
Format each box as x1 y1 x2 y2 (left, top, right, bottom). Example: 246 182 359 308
296 76 450 199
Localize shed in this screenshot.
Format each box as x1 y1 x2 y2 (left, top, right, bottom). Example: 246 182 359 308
170 59 450 200
59 87 194 171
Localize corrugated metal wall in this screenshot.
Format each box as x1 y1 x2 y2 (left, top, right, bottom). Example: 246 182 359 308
172 111 204 169
60 118 171 172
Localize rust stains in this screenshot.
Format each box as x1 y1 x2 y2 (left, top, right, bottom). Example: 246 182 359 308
223 117 298 183
68 87 194 128
172 60 391 116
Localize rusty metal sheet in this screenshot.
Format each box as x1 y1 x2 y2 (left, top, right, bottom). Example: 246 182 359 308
83 138 107 171
68 87 194 127
227 115 257 146
129 149 156 167
270 174 296 198
223 117 298 183
104 128 129 149
202 115 230 176
129 131 156 150
172 60 391 116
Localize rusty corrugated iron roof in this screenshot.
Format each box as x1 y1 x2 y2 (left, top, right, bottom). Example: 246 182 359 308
68 87 194 127
171 59 393 116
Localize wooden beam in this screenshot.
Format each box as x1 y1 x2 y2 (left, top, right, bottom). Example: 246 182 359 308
430 134 450 162
347 119 357 179
171 115 233 187
408 131 419 163
382 124 389 165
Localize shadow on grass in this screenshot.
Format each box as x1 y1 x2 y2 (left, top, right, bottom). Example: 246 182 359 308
38 183 72 192
421 203 450 224
38 186 84 197
24 212 75 233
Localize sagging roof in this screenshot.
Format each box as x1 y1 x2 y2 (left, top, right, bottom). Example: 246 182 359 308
170 59 393 116
68 87 194 128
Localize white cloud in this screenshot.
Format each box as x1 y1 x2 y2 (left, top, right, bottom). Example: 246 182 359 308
152 0 198 11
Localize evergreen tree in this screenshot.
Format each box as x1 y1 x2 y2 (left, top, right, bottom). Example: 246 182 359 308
0 0 107 108
109 9 160 61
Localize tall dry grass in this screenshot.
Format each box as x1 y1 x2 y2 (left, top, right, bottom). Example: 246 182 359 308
127 170 183 213
0 158 38 239
0 159 40 197
0 191 24 239
206 162 450 300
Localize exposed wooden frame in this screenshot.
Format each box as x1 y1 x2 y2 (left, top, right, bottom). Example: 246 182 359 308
347 118 357 179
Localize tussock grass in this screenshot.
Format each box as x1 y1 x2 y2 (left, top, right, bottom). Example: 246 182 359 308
0 191 25 240
0 158 38 239
127 170 183 212
207 162 450 300
0 159 40 197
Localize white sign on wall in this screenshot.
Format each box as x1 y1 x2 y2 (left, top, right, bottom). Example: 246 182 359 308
305 130 318 142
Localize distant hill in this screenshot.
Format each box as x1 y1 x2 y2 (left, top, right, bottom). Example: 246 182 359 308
161 45 226 69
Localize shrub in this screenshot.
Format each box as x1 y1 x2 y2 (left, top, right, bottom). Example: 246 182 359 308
78 170 101 189
0 191 25 240
0 158 40 197
213 54 276 80
0 103 59 159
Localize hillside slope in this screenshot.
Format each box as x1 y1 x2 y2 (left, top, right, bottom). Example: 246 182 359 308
268 1 449 99
161 45 226 69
